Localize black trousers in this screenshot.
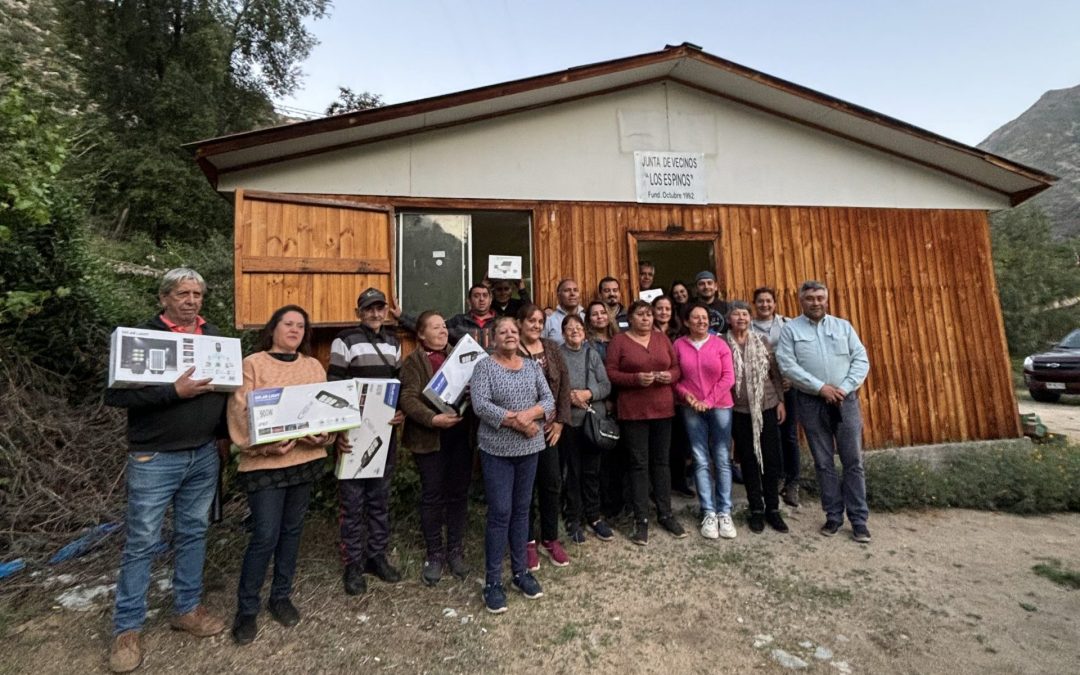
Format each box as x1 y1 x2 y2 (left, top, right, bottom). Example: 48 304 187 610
561 424 602 528
622 418 673 522
338 437 396 565
413 424 472 562
528 442 562 542
732 407 782 513
237 481 313 616
669 411 692 490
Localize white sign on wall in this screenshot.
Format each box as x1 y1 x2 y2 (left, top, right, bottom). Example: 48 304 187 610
634 151 707 204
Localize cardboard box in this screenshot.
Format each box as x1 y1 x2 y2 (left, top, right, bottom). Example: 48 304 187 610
109 327 243 391
487 254 522 280
337 379 401 480
423 334 488 415
248 379 364 445
638 288 664 303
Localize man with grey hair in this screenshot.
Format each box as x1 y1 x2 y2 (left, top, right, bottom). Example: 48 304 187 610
104 268 227 672
542 278 584 343
776 280 871 543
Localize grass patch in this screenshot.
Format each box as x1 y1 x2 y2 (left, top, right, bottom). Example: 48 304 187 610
1032 559 1080 589
798 440 1080 513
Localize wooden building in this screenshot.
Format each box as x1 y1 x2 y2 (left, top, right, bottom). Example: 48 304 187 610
188 44 1054 449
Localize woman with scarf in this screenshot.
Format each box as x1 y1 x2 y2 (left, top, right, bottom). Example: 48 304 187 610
725 301 788 534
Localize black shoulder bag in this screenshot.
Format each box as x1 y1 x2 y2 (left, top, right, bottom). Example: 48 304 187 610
582 346 619 451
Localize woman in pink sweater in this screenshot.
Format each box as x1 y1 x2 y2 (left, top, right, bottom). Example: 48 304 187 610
673 303 737 541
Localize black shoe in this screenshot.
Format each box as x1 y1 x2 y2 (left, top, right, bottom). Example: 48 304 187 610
365 554 402 583
748 512 765 533
421 559 442 587
231 613 257 645
820 520 843 537
852 524 872 544
447 554 470 580
630 520 648 546
343 561 367 595
658 515 687 539
267 598 300 627
765 511 789 533
781 482 800 508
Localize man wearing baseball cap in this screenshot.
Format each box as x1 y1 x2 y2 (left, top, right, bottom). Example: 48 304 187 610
328 287 405 596
694 271 729 334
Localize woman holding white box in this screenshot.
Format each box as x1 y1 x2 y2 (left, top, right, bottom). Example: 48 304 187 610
226 304 348 645
399 311 472 586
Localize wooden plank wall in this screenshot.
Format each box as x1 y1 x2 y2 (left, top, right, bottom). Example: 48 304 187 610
532 202 1020 448
235 192 1019 449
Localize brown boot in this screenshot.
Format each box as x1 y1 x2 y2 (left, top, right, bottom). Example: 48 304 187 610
169 605 225 637
108 630 142 673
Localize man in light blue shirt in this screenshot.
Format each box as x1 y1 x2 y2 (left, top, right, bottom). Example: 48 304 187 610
542 278 584 344
776 280 871 543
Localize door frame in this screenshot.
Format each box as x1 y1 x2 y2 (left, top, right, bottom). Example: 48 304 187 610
626 231 723 299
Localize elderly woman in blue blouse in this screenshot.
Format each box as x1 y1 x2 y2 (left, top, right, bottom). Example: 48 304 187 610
470 315 556 614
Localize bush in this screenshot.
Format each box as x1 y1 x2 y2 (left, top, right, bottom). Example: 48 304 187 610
798 440 1080 513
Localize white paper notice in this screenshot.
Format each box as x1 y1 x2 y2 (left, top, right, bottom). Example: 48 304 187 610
487 255 522 280
639 288 664 303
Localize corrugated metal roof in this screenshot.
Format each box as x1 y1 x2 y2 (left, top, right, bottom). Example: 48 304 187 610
186 43 1055 203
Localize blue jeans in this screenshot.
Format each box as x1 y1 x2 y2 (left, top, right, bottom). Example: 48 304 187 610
796 391 869 527
113 442 219 634
481 451 539 585
237 481 313 616
679 406 733 516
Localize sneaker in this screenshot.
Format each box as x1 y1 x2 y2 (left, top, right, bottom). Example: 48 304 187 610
447 554 470 580
526 540 540 571
365 554 402 583
748 512 765 534
588 519 614 541
343 561 367 595
231 613 258 645
267 598 300 627
169 605 225 637
421 559 443 587
782 482 800 508
512 571 544 599
541 539 570 566
820 520 843 537
568 527 587 544
630 520 648 546
700 512 719 539
717 513 738 539
852 524 872 544
658 514 687 538
765 511 789 533
108 630 142 673
483 583 508 614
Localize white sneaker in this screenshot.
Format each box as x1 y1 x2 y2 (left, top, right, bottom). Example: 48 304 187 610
718 513 737 539
700 512 719 539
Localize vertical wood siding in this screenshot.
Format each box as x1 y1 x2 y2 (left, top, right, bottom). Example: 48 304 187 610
236 192 1018 449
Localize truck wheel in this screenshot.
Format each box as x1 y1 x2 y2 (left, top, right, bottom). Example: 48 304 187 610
1030 389 1062 403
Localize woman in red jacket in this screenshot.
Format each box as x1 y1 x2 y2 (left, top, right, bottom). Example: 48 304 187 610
605 300 685 545
673 303 736 541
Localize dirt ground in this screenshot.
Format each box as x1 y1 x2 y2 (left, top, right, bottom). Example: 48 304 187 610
1017 393 1080 443
4 491 1079 675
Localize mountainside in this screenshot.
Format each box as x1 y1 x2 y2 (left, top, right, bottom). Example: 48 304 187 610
979 84 1080 238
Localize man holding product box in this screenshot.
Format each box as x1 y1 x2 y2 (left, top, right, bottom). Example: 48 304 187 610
104 268 227 673
328 288 405 596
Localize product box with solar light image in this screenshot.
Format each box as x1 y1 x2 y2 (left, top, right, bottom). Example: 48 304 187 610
336 378 401 480
248 379 365 446
423 333 488 415
108 327 243 391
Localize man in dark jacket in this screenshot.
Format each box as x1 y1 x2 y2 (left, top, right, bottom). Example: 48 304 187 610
488 277 531 317
329 287 405 595
104 268 227 673
694 270 729 334
395 284 498 350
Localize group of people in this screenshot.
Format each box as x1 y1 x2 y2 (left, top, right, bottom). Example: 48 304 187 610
105 264 870 671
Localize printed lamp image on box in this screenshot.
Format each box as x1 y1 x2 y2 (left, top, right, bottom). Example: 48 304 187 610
248 379 364 445
109 327 243 391
487 255 522 280
424 334 488 415
337 379 401 480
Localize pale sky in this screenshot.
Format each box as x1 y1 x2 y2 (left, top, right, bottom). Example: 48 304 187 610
279 0 1080 147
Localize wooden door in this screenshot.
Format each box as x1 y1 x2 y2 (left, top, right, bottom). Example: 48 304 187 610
233 189 396 328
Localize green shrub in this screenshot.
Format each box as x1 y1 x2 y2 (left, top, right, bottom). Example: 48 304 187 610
798 440 1080 513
